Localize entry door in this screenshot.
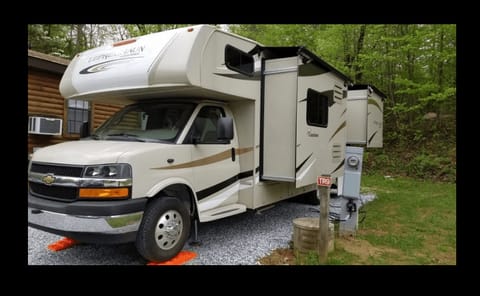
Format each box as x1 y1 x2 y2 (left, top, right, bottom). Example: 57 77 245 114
186 106 240 212
261 57 298 182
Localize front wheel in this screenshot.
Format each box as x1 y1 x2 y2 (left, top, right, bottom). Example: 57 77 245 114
136 197 191 262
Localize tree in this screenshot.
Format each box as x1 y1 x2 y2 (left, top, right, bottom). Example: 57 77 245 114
124 24 193 37
28 24 69 57
229 24 456 147
229 24 323 49
28 24 129 59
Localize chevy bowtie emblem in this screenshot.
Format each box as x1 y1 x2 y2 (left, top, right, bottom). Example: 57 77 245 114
42 174 56 185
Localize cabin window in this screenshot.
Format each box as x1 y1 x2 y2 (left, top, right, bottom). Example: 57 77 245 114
306 88 328 127
67 99 90 134
185 106 228 144
225 45 254 76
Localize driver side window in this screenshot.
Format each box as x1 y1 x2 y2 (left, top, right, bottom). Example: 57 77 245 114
185 106 227 144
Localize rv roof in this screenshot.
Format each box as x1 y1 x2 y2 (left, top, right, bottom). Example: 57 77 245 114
349 84 387 99
250 45 352 84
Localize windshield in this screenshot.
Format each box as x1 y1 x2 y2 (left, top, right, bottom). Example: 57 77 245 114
93 102 196 143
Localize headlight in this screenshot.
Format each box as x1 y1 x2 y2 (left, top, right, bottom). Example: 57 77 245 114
80 164 132 200
84 164 131 178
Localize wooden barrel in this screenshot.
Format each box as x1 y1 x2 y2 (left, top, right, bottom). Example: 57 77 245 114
293 217 334 255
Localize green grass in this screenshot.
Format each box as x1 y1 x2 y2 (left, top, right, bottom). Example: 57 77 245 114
295 251 321 265
325 246 358 265
325 174 456 265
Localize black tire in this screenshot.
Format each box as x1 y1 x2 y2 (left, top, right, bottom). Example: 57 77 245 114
290 191 320 205
136 197 191 262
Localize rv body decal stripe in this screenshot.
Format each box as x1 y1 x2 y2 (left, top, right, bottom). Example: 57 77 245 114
196 169 255 200
330 159 345 175
238 170 254 180
79 57 143 74
368 131 378 145
341 108 347 117
154 149 230 169
196 175 239 200
236 147 254 155
329 121 346 142
296 159 316 181
296 153 313 173
151 147 253 170
213 73 261 81
368 98 382 112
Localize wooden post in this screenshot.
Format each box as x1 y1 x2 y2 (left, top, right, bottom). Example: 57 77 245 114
317 175 331 264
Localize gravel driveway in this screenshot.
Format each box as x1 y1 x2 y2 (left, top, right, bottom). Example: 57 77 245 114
28 200 320 265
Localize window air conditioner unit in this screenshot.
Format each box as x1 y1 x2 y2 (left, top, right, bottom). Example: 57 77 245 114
28 116 62 136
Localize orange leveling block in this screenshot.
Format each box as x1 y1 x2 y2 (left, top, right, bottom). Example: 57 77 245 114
47 237 78 252
147 251 197 266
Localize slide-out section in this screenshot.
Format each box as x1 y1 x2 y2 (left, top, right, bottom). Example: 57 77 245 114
261 57 298 182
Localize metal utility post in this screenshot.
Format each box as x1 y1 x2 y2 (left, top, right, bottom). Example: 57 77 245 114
340 146 364 236
317 175 331 264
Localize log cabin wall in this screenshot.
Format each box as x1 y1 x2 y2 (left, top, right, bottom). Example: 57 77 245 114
28 50 123 157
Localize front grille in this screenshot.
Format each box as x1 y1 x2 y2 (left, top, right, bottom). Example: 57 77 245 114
30 163 83 177
29 182 77 202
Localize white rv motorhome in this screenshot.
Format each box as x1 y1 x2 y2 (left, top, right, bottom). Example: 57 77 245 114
28 25 353 262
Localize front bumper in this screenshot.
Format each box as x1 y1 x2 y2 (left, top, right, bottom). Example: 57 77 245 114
28 193 147 244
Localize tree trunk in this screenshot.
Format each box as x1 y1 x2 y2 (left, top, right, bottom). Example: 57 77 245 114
136 24 147 35
353 25 366 82
343 26 353 72
438 26 444 90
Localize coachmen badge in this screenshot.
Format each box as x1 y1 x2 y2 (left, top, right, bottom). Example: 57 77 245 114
42 174 56 185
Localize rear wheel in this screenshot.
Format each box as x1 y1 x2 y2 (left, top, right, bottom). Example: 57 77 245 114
136 197 191 262
291 191 319 205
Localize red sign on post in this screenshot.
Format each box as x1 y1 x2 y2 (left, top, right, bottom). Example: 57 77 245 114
317 176 331 187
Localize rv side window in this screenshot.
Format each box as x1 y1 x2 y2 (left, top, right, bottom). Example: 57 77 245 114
67 99 90 134
185 106 229 144
306 88 328 128
225 45 254 76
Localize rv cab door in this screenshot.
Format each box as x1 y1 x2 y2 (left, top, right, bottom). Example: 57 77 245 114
261 57 298 182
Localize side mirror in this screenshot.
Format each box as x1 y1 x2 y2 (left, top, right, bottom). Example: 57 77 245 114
217 117 234 140
80 121 90 138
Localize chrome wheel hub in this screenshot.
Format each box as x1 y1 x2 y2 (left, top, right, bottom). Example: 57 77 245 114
155 209 183 250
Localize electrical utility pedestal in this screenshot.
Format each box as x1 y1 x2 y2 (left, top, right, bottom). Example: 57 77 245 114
338 146 364 236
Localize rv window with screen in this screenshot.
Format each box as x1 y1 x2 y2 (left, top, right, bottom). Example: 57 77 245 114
225 45 254 76
67 99 90 134
306 88 328 128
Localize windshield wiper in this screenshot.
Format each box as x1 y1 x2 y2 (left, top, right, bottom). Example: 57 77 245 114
107 133 140 137
104 133 170 143
105 133 147 142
